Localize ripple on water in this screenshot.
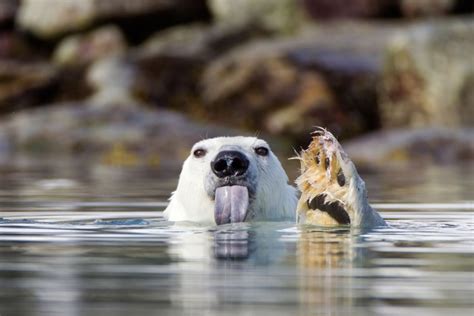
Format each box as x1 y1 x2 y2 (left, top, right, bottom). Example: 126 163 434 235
0 159 473 316
0 209 473 316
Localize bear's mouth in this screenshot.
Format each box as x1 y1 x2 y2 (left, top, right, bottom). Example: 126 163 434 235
207 173 257 225
214 185 249 225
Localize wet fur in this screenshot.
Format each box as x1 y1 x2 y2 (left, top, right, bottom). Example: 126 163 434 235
164 136 297 224
295 128 386 228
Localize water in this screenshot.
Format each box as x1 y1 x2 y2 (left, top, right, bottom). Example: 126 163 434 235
0 156 473 316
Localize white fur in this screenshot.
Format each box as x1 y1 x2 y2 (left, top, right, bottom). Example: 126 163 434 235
164 136 297 224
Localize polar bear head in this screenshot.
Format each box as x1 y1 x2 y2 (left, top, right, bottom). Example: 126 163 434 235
164 136 297 225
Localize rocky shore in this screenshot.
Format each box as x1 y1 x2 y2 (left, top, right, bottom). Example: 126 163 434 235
0 0 473 165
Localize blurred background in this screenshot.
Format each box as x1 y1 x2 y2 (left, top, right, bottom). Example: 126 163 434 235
0 3 473 315
0 0 473 168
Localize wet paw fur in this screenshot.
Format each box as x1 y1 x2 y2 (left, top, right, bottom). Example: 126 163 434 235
295 128 385 228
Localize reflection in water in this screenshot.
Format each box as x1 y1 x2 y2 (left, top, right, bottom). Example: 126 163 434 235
214 229 251 260
209 225 362 315
297 228 355 315
0 157 473 315
0 211 473 316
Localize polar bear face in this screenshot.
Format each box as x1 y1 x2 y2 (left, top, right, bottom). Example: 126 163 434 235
164 136 297 225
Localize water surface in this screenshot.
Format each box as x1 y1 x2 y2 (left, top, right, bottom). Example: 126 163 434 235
0 156 472 316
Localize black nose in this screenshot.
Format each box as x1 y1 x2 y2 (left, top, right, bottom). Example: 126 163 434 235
211 150 249 178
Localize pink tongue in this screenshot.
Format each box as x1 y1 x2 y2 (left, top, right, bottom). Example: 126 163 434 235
214 185 249 225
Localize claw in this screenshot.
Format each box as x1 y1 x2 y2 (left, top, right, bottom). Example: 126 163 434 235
311 126 328 137
314 151 320 165
319 149 327 172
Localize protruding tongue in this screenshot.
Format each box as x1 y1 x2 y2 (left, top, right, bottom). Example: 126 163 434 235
214 185 249 225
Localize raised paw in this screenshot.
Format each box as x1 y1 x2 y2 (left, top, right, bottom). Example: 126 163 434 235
295 128 385 228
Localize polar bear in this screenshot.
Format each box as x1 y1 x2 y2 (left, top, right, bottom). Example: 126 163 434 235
164 131 386 228
163 136 298 224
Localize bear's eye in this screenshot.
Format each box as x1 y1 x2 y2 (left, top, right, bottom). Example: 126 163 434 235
193 148 206 158
254 147 269 156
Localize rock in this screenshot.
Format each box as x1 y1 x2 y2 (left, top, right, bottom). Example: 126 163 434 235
53 25 127 65
198 18 473 140
17 0 94 38
202 53 339 138
0 61 59 112
380 18 474 128
129 22 269 109
86 56 138 106
16 0 210 39
264 71 334 136
199 19 474 140
343 128 474 164
137 23 268 61
208 0 307 34
138 23 214 60
200 22 395 140
49 22 269 111
0 102 240 162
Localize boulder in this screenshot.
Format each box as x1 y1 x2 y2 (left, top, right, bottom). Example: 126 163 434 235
16 0 209 39
136 23 268 61
201 53 339 138
199 18 474 140
208 0 307 33
34 23 269 112
138 23 216 60
380 18 474 128
16 0 95 38
343 128 474 164
86 56 138 106
128 22 269 109
0 102 239 162
200 22 395 140
53 25 127 65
